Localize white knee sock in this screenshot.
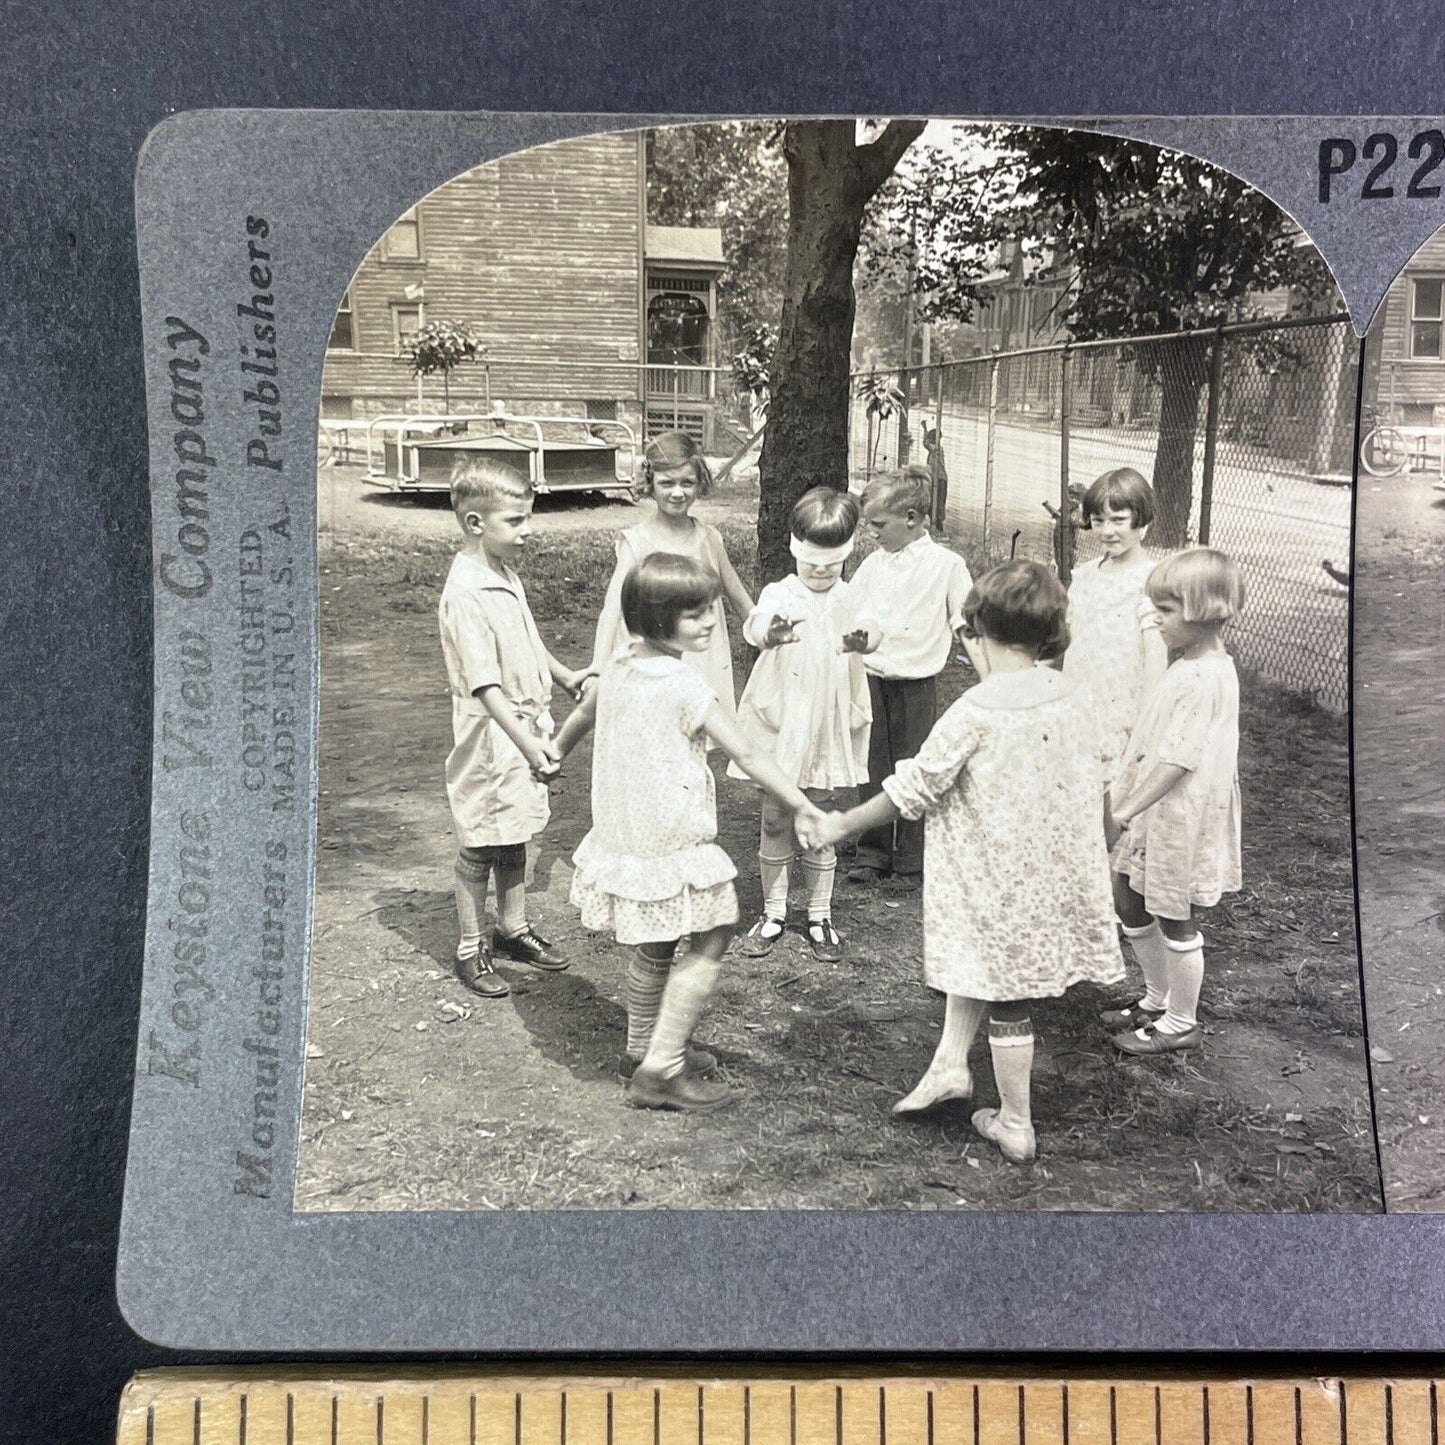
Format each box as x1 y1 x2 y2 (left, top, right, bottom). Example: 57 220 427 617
1122 920 1171 1010
642 952 722 1079
1159 934 1205 1034
799 847 836 923
893 994 986 1112
987 1016 1035 1133
759 852 793 920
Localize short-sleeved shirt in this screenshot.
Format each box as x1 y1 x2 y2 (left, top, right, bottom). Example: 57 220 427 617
438 551 554 848
845 531 973 679
1109 654 1242 920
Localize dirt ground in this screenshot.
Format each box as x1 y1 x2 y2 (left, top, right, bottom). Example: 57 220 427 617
296 464 1380 1213
1354 469 1445 1210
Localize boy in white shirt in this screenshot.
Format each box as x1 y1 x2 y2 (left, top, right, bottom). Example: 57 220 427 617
843 467 973 885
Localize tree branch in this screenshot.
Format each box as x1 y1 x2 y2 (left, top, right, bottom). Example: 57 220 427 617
856 119 927 197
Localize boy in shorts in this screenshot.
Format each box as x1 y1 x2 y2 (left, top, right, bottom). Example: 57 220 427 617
439 457 592 997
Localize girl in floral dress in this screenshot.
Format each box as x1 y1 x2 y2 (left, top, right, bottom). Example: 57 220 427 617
729 487 871 963
1062 467 1169 780
555 554 824 1114
588 431 752 721
805 561 1123 1165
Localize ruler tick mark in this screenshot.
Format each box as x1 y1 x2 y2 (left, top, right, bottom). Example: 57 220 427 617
241 1394 248 1445
471 1395 478 1445
378 1396 385 1445
608 1392 615 1445
1063 1384 1071 1445
194 1397 202 1445
1247 1386 1255 1445
146 1404 155 1445
791 1386 797 1445
745 1387 751 1445
697 1385 704 1445
561 1392 567 1445
1110 1387 1117 1445
332 1393 339 1445
974 1386 981 1445
655 1388 661 1445
424 1395 430 1445
1019 1385 1027 1445
1155 1386 1162 1445
287 1393 295 1445
1295 1387 1303 1445
927 1390 935 1445
1203 1386 1210 1445
517 1392 523 1445
881 1385 887 1445
1337 1379 1346 1445
1431 1383 1439 1445
836 1386 843 1445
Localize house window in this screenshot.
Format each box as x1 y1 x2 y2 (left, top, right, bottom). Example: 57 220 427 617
381 206 422 261
1411 277 1445 359
392 302 423 353
327 289 355 351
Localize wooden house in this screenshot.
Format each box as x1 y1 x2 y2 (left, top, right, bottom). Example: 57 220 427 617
1362 224 1445 424
320 130 728 449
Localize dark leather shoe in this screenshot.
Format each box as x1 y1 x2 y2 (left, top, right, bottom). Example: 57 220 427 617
492 926 569 970
627 1065 732 1112
456 948 510 998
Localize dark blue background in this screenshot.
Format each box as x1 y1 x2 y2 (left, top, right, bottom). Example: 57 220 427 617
4 4 1442 1441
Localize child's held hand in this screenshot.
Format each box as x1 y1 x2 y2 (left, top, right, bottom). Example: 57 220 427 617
1103 802 1124 851
569 669 598 701
531 739 563 783
762 614 800 648
838 626 878 655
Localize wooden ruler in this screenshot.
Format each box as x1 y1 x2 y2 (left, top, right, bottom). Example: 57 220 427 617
118 1371 1438 1445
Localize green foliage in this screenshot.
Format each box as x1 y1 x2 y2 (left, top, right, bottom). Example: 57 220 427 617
647 122 788 357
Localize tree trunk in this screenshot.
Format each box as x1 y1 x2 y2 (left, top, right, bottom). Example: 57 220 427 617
756 119 925 582
1150 336 1209 549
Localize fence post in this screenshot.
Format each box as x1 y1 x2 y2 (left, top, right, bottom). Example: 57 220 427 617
931 368 946 530
984 356 999 559
898 364 912 465
1198 326 1225 547
1059 343 1073 584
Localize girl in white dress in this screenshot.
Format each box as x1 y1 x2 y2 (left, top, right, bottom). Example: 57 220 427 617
1062 467 1169 780
588 431 752 722
805 561 1124 1165
1103 548 1245 1056
729 487 871 963
555 554 824 1114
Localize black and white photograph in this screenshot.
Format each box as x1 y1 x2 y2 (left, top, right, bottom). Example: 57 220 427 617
292 119 1376 1213
1354 215 1445 1211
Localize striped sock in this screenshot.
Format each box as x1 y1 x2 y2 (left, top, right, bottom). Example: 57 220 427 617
626 948 673 1057
454 854 491 959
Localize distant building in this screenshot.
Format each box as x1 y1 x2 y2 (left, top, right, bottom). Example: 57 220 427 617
1362 225 1445 424
320 131 728 449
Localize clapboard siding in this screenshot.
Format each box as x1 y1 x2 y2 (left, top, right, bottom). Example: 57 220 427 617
322 131 644 412
1374 228 1445 412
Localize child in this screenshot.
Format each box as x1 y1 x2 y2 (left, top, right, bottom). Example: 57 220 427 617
729 486 871 962
588 431 753 716
1103 548 1245 1054
843 466 973 885
1061 467 1169 779
438 457 592 999
554 554 826 1111
803 561 1124 1165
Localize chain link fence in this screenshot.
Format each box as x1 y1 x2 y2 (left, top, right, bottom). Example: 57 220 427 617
848 315 1358 711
